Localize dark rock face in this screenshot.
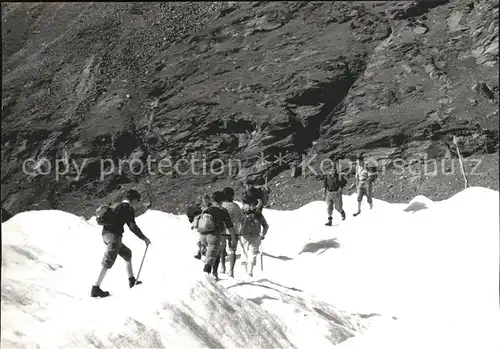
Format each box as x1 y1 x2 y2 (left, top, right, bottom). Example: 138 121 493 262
1 1 498 216
314 0 499 164
1 208 13 223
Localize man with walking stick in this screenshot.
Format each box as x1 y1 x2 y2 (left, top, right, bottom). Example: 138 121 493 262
91 189 151 298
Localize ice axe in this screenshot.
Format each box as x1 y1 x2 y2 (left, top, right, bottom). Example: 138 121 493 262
135 243 149 285
260 242 264 272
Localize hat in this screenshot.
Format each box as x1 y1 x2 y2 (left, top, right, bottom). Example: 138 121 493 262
212 191 225 203
125 189 141 202
222 187 234 201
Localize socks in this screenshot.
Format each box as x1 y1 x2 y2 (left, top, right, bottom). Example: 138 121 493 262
213 255 220 275
221 251 226 272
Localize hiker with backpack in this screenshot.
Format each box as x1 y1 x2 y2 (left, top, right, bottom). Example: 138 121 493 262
324 161 347 226
255 177 271 209
242 178 264 212
190 195 211 260
92 189 151 298
221 187 244 277
352 154 377 217
239 199 269 277
187 201 204 260
193 191 236 280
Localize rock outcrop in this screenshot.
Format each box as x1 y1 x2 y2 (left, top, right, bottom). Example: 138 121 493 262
1 1 498 216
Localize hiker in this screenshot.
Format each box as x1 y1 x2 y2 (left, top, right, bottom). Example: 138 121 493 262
352 154 377 217
221 187 244 277
255 177 271 209
190 194 212 260
92 189 151 298
187 201 203 259
239 200 269 277
187 202 202 224
200 194 212 210
242 178 264 212
194 191 237 280
324 161 347 225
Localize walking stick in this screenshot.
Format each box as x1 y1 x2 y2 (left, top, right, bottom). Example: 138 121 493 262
135 244 149 285
452 135 470 189
239 238 248 262
260 242 264 272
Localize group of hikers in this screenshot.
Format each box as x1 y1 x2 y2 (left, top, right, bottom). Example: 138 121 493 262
90 154 376 297
187 178 270 280
323 154 377 224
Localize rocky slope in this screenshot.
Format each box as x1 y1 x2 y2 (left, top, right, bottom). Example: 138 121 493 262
1 1 498 217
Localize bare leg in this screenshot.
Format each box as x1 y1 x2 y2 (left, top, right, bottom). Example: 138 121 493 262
91 267 110 297
126 261 134 278
325 195 333 225
213 255 220 280
126 260 142 287
228 252 236 278
221 249 227 273
94 267 108 287
368 186 373 209
248 253 257 277
353 201 362 216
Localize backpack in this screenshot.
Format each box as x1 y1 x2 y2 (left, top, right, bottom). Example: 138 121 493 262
187 204 202 223
325 174 346 192
241 210 260 236
197 210 216 233
96 203 119 226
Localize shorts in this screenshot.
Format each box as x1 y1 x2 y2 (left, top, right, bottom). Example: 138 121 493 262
199 233 222 266
357 182 373 203
325 190 343 214
101 233 132 269
240 234 262 265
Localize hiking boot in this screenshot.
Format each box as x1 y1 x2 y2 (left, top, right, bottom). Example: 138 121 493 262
341 211 346 220
91 286 110 298
353 211 361 217
325 217 332 226
129 277 142 288
203 264 212 274
194 252 201 260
